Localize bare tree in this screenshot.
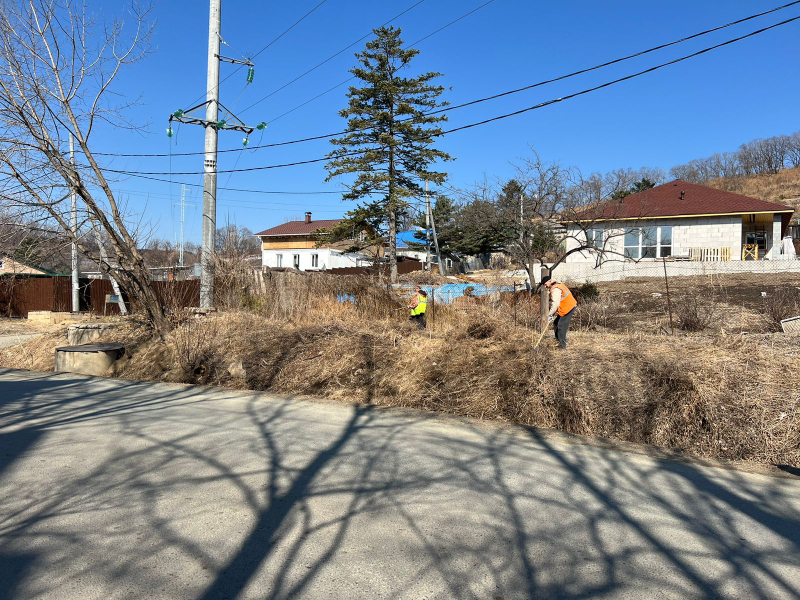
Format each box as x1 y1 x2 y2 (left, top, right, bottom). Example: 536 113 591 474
451 152 640 286
0 1 169 335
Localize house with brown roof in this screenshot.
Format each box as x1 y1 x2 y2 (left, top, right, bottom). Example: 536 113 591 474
564 180 795 263
255 212 371 271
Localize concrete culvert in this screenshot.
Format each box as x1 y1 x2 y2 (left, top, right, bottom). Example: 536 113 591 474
55 343 125 376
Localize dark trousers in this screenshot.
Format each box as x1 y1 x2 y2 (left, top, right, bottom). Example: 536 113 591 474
410 313 426 329
553 307 575 349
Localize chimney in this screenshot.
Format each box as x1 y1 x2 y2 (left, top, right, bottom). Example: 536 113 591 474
305 212 312 224
680 190 685 201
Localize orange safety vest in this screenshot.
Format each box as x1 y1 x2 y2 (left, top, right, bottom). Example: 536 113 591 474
551 282 576 316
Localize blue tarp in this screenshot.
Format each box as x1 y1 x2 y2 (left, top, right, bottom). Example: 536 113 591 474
413 283 514 304
396 229 427 249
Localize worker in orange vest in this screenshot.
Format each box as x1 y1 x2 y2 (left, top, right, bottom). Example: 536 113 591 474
542 276 577 350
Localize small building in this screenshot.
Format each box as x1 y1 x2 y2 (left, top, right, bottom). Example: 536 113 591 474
255 212 371 271
0 253 52 275
564 180 794 262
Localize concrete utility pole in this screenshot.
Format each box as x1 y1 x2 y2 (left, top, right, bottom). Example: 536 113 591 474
200 0 221 308
69 133 79 313
427 181 445 276
179 184 187 267
425 183 432 270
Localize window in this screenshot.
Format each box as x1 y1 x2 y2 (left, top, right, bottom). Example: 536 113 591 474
624 230 640 259
587 227 604 249
625 225 672 259
276 254 282 268
311 254 319 268
293 254 300 269
660 226 672 257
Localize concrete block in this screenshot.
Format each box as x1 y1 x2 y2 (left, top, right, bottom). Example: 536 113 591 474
55 343 125 376
67 323 117 346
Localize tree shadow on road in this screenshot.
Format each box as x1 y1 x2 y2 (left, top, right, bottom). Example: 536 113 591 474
1 368 799 599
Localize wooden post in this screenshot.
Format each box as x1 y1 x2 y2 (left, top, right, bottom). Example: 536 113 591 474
540 265 549 332
663 257 674 334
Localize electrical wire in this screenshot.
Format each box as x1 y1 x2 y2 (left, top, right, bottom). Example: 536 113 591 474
237 1 426 114
264 0 498 125
92 0 800 159
104 14 800 177
182 0 332 109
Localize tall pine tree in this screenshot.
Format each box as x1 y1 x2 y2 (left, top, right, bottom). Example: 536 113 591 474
325 26 450 283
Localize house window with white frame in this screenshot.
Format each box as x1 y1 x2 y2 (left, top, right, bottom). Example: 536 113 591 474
587 227 604 249
311 253 319 268
293 254 300 269
624 225 672 259
276 254 283 268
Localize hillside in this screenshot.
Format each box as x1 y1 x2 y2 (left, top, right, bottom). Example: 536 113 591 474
706 167 800 221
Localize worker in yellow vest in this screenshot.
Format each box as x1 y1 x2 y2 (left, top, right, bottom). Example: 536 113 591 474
409 286 428 329
542 276 577 349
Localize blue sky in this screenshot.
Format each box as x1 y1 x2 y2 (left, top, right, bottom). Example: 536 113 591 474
92 0 800 244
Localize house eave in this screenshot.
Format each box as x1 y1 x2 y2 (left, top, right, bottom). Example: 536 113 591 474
566 209 794 224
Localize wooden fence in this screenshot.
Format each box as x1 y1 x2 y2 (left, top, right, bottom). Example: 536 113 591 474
0 274 199 317
0 275 91 316
90 279 200 315
324 259 424 276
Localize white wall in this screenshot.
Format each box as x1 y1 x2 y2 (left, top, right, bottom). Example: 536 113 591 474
261 248 370 271
544 258 800 284
565 216 744 263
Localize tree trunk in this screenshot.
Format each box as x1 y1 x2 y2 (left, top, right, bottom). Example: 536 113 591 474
389 207 398 284
388 126 398 284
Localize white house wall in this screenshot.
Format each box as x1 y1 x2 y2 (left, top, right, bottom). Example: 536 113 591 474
261 248 366 271
565 216 745 263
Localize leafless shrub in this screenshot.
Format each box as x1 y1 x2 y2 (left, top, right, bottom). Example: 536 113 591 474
762 287 800 332
675 292 716 332
574 298 618 331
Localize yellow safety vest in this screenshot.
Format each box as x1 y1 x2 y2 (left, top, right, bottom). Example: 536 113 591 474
411 293 427 315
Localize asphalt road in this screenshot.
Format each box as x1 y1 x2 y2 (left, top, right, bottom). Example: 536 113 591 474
1 368 799 600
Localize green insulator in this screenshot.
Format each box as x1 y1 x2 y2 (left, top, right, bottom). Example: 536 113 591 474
173 109 184 118
166 127 174 138
246 67 254 83
242 137 250 147
216 119 227 129
256 121 267 131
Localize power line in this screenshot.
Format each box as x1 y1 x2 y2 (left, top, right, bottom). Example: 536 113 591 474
237 0 427 115
92 0 800 160
105 14 800 177
182 0 332 110
264 0 498 125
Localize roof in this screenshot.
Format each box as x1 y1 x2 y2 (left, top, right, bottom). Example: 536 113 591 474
575 180 794 222
255 218 343 237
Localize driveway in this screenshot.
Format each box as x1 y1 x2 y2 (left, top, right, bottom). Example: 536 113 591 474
1 369 799 599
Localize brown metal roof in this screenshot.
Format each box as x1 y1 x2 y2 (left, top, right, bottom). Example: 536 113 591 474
577 180 794 221
255 219 343 237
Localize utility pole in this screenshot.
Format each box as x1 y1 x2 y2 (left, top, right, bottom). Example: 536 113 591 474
69 133 79 313
427 181 445 276
519 192 524 244
168 0 256 308
200 0 221 308
425 182 432 270
179 184 186 267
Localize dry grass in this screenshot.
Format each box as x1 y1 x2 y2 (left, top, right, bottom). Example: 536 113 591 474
707 167 800 213
1 274 798 469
